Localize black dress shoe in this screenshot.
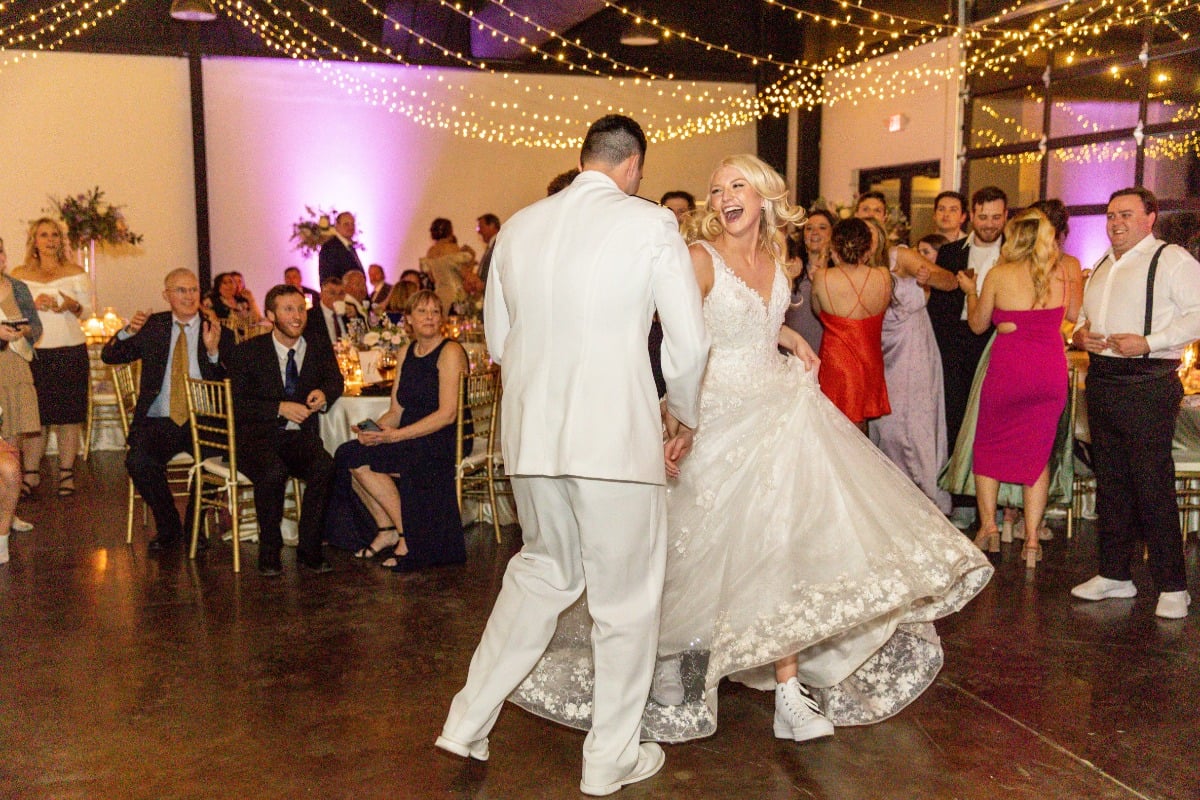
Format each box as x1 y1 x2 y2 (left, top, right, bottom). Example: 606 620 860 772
148 534 182 552
258 553 283 576
297 552 333 573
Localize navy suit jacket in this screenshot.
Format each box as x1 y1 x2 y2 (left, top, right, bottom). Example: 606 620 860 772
227 327 344 446
100 311 235 424
318 238 363 284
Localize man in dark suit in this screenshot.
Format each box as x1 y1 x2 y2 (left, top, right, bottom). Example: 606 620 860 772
318 211 364 284
228 284 343 575
367 263 392 311
304 275 350 347
101 268 236 551
283 266 320 308
929 185 1008 457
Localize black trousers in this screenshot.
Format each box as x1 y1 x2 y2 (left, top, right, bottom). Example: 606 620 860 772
126 417 193 540
237 429 333 561
934 318 990 460
1087 358 1186 592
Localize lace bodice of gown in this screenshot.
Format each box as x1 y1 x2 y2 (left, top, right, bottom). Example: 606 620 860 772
697 241 790 395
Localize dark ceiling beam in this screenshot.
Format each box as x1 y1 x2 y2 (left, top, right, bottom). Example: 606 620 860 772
470 0 606 60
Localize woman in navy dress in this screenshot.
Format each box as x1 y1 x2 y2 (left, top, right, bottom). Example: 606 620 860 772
325 289 470 571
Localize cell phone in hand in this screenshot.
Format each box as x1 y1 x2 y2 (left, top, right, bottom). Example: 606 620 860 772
356 418 382 432
1 319 29 329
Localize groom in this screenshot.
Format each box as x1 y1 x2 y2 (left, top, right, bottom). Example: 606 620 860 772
436 115 709 795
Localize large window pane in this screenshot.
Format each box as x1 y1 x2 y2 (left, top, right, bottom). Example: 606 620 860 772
966 153 1041 208
1049 70 1141 137
1046 141 1136 206
1143 132 1200 201
971 86 1044 149
1062 214 1110 276
1146 52 1200 127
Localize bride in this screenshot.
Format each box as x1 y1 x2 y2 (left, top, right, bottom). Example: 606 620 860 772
509 155 992 743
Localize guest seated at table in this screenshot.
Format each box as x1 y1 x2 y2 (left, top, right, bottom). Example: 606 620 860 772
102 268 235 551
228 283 342 576
324 289 469 572
384 278 418 321
206 271 262 328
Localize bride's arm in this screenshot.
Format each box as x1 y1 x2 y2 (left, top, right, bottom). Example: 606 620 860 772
778 324 819 371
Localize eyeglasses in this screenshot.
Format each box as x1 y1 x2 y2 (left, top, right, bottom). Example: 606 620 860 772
168 287 200 295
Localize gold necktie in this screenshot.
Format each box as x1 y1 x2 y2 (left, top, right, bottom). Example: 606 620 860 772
169 321 189 425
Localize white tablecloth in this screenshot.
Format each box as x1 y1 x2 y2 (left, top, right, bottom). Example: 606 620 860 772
319 394 391 455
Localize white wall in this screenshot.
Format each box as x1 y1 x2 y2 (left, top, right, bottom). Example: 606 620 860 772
819 38 962 206
0 52 755 316
0 51 196 315
202 58 755 300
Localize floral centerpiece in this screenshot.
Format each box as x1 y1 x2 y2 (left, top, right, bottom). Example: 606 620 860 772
49 187 143 249
290 206 364 257
360 314 408 351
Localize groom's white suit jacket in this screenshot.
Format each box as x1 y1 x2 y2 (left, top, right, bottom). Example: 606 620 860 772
483 170 710 485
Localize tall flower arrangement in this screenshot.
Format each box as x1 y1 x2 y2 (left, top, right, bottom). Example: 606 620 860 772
291 206 363 256
49 187 143 249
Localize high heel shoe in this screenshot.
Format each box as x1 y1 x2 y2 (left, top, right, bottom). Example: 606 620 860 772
973 527 1000 553
57 467 75 498
1022 542 1043 569
354 525 399 559
1001 508 1017 543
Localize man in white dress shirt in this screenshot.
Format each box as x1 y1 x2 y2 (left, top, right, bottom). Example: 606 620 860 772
436 115 709 795
1070 187 1200 619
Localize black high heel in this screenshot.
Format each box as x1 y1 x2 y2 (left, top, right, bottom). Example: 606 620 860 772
20 470 39 499
354 526 399 559
57 467 75 498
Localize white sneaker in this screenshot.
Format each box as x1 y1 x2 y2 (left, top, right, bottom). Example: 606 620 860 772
1155 591 1192 619
1071 575 1137 601
773 678 834 742
10 515 33 533
580 742 665 796
650 658 684 706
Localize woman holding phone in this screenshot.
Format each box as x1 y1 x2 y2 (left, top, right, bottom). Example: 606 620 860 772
11 218 90 498
324 289 470 571
0 235 42 528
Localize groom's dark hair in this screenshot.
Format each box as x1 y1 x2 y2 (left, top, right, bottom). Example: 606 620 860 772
581 115 646 168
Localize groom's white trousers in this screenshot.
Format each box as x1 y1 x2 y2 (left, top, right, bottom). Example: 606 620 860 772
441 474 667 785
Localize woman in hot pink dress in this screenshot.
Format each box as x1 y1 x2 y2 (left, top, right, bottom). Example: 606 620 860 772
959 210 1070 569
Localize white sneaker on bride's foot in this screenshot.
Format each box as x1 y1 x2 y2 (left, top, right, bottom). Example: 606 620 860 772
774 678 833 742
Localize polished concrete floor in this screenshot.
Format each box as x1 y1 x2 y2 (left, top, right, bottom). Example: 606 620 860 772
1 452 1197 800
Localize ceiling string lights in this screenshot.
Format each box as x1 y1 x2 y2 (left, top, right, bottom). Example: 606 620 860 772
0 0 1194 150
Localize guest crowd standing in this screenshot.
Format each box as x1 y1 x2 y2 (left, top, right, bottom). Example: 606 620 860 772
930 187 1008 524
12 218 92 499
1070 187 1200 619
101 269 235 551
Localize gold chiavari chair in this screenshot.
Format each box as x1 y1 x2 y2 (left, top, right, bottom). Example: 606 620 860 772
455 367 509 542
111 361 194 544
82 342 123 460
183 377 301 572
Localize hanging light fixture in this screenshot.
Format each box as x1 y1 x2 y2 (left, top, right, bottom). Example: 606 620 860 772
619 14 659 47
170 0 217 22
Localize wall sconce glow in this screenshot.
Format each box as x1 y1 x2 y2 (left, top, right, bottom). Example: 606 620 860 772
887 113 909 132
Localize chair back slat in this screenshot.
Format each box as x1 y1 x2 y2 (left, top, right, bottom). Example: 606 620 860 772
184 378 237 471
110 362 139 438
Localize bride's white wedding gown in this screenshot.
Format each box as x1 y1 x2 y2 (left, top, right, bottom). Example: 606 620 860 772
510 242 993 742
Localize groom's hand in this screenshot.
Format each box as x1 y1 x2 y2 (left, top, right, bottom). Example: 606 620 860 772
663 418 694 478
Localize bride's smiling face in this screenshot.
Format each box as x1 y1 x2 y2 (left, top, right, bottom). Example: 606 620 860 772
709 166 762 237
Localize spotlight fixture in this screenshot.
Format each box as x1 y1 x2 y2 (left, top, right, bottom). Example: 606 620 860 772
619 17 659 47
170 0 217 22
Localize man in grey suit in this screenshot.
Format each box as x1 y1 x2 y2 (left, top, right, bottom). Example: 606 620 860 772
437 115 709 796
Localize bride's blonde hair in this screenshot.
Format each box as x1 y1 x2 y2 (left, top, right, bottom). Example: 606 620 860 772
685 154 806 262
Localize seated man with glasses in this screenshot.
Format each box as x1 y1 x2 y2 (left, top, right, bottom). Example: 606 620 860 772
102 269 236 552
